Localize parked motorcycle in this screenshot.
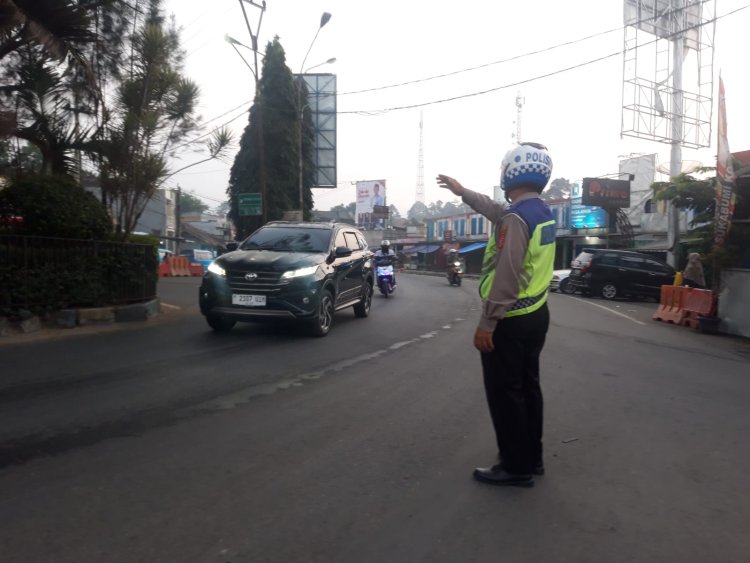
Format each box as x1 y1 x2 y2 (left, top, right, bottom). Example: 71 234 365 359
375 255 397 297
447 261 463 286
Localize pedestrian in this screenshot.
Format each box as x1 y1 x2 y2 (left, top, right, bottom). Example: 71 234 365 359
682 252 706 288
436 141 555 488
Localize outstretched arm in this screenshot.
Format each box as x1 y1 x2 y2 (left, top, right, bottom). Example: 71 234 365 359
436 174 507 223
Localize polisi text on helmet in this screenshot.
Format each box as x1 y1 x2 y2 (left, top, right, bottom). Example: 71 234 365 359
526 152 552 166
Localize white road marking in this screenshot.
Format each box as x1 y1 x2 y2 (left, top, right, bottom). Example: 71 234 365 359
569 296 646 326
160 302 181 310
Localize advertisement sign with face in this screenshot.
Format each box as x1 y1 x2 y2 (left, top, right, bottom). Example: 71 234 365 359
355 180 387 228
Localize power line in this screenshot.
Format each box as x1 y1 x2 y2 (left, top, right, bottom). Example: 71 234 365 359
339 3 749 116
337 0 715 97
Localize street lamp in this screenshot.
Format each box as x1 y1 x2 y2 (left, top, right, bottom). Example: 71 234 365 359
224 34 258 82
297 12 333 221
226 0 268 234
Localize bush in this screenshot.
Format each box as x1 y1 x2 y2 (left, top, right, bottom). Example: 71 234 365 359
0 175 113 239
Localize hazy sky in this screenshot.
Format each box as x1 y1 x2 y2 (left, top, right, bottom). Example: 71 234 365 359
163 0 750 215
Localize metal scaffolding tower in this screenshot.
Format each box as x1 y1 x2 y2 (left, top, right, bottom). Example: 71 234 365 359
621 0 716 266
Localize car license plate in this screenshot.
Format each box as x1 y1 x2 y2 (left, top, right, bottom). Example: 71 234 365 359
232 294 266 307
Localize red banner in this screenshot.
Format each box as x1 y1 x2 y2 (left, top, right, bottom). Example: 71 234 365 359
714 76 736 248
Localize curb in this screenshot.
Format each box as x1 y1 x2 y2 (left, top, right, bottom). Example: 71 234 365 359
0 298 161 339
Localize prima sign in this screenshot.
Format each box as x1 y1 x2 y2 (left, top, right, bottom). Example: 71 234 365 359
581 178 631 209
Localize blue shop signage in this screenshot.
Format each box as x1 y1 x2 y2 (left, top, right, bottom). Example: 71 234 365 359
570 198 607 229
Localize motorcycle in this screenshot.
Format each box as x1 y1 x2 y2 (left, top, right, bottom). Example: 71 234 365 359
447 260 463 286
375 255 396 298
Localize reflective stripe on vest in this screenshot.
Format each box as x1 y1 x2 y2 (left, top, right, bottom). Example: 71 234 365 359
479 199 556 318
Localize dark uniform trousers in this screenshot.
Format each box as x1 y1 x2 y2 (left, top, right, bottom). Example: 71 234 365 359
480 303 549 475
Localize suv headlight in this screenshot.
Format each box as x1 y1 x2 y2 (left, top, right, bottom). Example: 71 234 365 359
281 265 318 279
207 262 226 276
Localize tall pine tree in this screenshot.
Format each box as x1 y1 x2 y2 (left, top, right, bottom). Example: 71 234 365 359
227 37 315 239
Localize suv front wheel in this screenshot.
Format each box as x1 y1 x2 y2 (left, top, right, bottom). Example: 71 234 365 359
600 282 619 300
310 290 334 337
206 314 236 332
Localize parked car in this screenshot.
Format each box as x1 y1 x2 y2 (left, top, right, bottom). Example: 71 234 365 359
550 269 574 294
567 249 675 300
199 221 374 336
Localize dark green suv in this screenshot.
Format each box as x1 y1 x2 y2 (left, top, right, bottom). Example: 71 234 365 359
199 222 374 336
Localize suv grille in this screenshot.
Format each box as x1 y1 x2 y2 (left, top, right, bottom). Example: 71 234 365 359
227 270 287 294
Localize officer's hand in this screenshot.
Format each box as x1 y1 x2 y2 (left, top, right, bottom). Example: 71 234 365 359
473 327 494 353
436 174 465 196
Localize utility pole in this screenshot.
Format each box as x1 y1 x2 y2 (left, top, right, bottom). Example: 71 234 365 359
175 185 182 255
237 0 267 232
667 0 685 269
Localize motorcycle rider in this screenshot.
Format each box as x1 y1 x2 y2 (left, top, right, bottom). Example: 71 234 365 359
373 240 398 286
446 248 463 283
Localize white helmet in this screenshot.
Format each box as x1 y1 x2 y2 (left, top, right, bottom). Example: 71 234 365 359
500 142 553 193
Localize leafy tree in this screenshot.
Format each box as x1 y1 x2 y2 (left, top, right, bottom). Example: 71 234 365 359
329 202 355 217
227 37 315 239
388 204 401 219
652 170 716 225
0 138 41 174
0 0 93 64
211 201 231 216
0 175 112 239
180 191 208 214
652 168 750 286
543 177 572 201
91 0 230 239
1 1 228 236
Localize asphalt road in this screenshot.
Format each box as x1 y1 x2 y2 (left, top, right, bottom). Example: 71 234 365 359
1 275 749 562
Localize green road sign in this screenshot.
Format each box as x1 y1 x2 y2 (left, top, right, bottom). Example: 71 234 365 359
239 193 262 216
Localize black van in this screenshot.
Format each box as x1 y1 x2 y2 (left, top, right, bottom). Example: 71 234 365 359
567 249 675 300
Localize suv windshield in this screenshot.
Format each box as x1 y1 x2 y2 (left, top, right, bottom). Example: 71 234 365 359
240 226 331 253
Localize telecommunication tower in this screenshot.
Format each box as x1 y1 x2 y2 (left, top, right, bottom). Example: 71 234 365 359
514 92 525 144
415 111 425 204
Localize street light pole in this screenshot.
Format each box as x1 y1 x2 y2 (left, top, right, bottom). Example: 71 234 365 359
228 0 267 234
297 12 332 221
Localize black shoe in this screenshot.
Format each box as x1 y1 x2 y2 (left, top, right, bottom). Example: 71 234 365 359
497 457 545 476
473 465 534 487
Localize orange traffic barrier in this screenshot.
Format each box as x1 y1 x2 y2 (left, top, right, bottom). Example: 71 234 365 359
681 289 717 329
188 262 205 277
167 256 191 277
653 285 691 324
158 261 171 277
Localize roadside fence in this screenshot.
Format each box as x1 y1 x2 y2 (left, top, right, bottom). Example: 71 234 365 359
0 235 157 310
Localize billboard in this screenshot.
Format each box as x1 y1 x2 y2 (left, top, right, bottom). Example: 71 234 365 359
355 180 387 229
570 198 607 229
300 73 337 188
582 178 631 208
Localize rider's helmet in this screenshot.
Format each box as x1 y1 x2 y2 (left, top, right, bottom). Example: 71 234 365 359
380 240 391 254
500 142 553 196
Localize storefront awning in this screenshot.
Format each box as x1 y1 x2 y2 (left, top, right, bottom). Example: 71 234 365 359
402 244 441 254
458 242 487 253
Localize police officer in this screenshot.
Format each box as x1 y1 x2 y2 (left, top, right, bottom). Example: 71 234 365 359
437 142 555 488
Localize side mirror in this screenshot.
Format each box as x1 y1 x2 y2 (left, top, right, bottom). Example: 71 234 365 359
335 246 353 258
226 242 238 251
